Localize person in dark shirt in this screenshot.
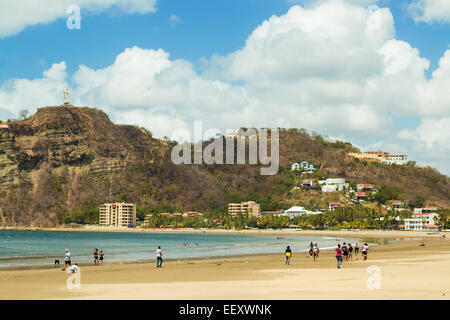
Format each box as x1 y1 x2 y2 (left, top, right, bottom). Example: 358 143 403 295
285 246 292 265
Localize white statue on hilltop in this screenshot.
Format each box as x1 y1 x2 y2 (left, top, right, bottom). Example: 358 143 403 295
63 88 70 105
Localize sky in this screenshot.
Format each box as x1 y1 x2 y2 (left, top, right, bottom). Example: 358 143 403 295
0 0 450 175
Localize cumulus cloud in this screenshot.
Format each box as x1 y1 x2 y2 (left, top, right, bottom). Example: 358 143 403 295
0 0 449 174
0 0 157 38
0 62 68 114
408 0 450 23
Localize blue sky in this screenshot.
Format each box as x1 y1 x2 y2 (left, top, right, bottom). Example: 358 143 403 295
2 0 450 82
0 0 449 174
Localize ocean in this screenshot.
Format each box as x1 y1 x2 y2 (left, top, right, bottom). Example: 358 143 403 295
0 230 386 269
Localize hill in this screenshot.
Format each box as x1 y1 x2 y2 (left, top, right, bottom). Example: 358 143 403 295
0 106 448 227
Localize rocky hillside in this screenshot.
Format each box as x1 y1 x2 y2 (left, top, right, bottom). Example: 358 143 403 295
0 106 449 226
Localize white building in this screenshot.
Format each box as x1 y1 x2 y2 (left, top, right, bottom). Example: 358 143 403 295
381 154 408 165
413 208 438 214
404 213 439 231
99 202 136 227
282 206 323 217
318 178 349 192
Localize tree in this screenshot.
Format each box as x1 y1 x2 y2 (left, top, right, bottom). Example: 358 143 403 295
19 109 29 120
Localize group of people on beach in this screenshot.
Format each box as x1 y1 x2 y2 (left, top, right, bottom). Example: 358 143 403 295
284 241 369 268
58 247 104 271
93 248 104 266
335 242 368 268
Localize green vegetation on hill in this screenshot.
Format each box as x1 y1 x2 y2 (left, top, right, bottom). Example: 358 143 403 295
0 106 448 227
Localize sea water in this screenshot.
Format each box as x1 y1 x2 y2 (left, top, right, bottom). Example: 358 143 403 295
0 230 386 269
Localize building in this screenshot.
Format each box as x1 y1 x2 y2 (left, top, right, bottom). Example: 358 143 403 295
404 213 440 231
349 150 409 166
281 206 323 217
228 201 261 218
357 184 375 192
381 154 408 165
414 208 438 214
291 161 316 172
302 179 315 187
388 200 405 209
99 202 136 227
319 178 349 192
183 211 204 218
259 211 284 218
329 202 343 211
355 192 368 200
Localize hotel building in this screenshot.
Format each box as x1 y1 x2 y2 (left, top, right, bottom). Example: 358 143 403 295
228 201 261 218
99 202 136 227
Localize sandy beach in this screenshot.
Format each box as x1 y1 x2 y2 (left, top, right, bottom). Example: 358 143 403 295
0 236 449 300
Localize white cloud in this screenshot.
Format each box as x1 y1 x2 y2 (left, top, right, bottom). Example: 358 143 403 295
0 62 68 114
0 0 449 174
409 0 450 23
0 0 157 38
169 15 183 27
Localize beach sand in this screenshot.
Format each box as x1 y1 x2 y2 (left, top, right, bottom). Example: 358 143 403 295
0 236 449 300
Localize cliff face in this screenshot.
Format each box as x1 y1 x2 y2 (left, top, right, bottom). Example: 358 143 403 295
0 106 449 227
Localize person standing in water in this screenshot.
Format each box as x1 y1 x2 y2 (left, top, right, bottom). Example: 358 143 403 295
93 248 99 266
336 244 343 269
285 246 292 265
99 250 104 265
156 246 163 268
63 248 71 271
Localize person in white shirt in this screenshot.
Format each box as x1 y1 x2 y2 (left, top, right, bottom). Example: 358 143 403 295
362 243 369 260
156 246 163 268
69 263 79 273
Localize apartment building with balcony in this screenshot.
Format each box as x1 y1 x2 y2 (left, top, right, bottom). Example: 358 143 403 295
99 202 136 227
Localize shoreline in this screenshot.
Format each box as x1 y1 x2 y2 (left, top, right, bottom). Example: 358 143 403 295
0 226 446 239
1 237 449 299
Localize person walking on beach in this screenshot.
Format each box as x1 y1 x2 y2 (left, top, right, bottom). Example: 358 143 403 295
336 244 343 269
313 243 319 261
354 243 360 260
362 243 368 261
308 242 314 258
342 242 348 261
99 250 104 265
156 246 163 268
93 248 99 266
63 248 71 271
348 243 353 261
285 246 292 265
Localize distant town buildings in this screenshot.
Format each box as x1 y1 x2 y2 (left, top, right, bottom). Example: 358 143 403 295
348 150 409 166
357 184 375 192
99 202 136 227
319 178 349 192
404 212 439 231
228 201 261 218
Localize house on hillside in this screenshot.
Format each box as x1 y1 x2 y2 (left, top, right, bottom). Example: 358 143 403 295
357 184 375 192
302 179 315 188
388 200 406 210
381 154 408 165
355 192 368 200
414 208 438 214
329 202 343 211
319 178 349 192
291 161 316 173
